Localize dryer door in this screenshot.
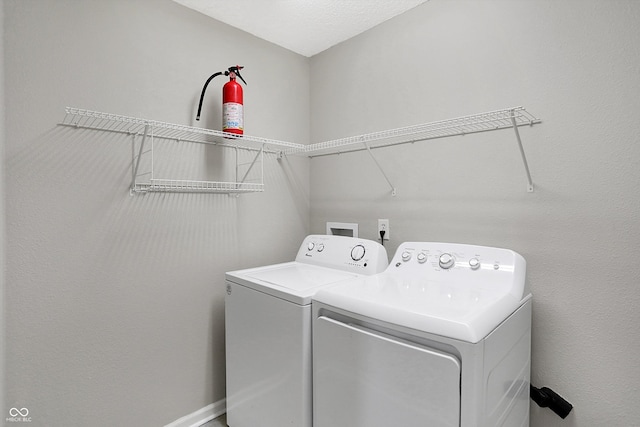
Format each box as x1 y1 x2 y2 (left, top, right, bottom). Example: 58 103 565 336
314 316 461 427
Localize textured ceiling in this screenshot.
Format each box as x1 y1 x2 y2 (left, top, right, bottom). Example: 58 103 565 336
173 0 429 57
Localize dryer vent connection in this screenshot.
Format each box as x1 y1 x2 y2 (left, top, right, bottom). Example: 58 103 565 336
530 384 573 419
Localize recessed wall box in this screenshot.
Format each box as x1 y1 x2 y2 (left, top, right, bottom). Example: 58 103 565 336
326 222 358 238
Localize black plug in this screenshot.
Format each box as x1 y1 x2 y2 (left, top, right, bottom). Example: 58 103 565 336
530 385 573 419
379 230 386 246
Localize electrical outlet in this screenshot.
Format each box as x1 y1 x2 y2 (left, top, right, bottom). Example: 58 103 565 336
378 219 390 241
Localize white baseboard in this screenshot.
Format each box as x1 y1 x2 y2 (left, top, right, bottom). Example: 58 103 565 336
164 398 226 427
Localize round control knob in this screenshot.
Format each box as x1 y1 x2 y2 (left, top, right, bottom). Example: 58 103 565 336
469 258 480 270
351 245 366 261
307 242 315 251
317 243 325 252
401 251 412 262
417 252 427 264
439 253 455 269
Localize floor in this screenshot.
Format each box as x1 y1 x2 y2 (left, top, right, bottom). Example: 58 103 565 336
202 413 227 427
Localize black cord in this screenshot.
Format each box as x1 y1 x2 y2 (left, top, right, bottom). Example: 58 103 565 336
379 230 386 246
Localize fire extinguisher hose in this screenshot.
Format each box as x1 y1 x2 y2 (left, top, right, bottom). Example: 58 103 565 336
196 71 224 121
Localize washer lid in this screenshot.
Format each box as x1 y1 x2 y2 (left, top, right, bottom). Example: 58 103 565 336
226 262 358 305
313 273 530 343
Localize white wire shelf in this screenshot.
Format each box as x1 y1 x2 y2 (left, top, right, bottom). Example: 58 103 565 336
287 107 540 157
60 107 304 154
288 106 540 194
60 107 278 194
60 106 540 194
134 179 264 194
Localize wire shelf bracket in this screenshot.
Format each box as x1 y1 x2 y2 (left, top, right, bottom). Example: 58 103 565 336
510 110 535 193
363 139 397 196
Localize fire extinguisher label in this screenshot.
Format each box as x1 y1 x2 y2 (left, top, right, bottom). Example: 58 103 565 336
223 102 244 131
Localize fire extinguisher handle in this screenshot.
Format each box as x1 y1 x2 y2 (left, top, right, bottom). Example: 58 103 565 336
196 71 224 121
229 66 247 86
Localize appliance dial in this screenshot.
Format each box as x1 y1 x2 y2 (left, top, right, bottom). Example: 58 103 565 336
351 245 366 261
439 253 455 269
417 252 427 264
307 242 315 251
401 251 412 262
469 258 480 270
317 244 325 252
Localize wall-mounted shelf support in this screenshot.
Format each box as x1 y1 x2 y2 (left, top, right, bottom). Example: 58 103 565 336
237 146 264 190
510 110 535 192
131 124 150 194
363 139 397 196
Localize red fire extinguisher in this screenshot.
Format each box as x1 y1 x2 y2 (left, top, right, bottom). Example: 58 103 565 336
196 65 247 135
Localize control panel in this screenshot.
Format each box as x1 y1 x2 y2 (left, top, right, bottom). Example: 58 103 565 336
296 235 388 275
388 242 526 292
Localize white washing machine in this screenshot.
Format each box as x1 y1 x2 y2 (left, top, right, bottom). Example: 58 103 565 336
225 234 388 427
313 242 532 427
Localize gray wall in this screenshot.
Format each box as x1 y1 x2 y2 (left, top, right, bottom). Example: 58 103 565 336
3 0 309 425
310 1 640 426
4 0 640 426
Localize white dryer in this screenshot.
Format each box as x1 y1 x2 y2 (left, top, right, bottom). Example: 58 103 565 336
312 242 532 427
225 235 388 427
